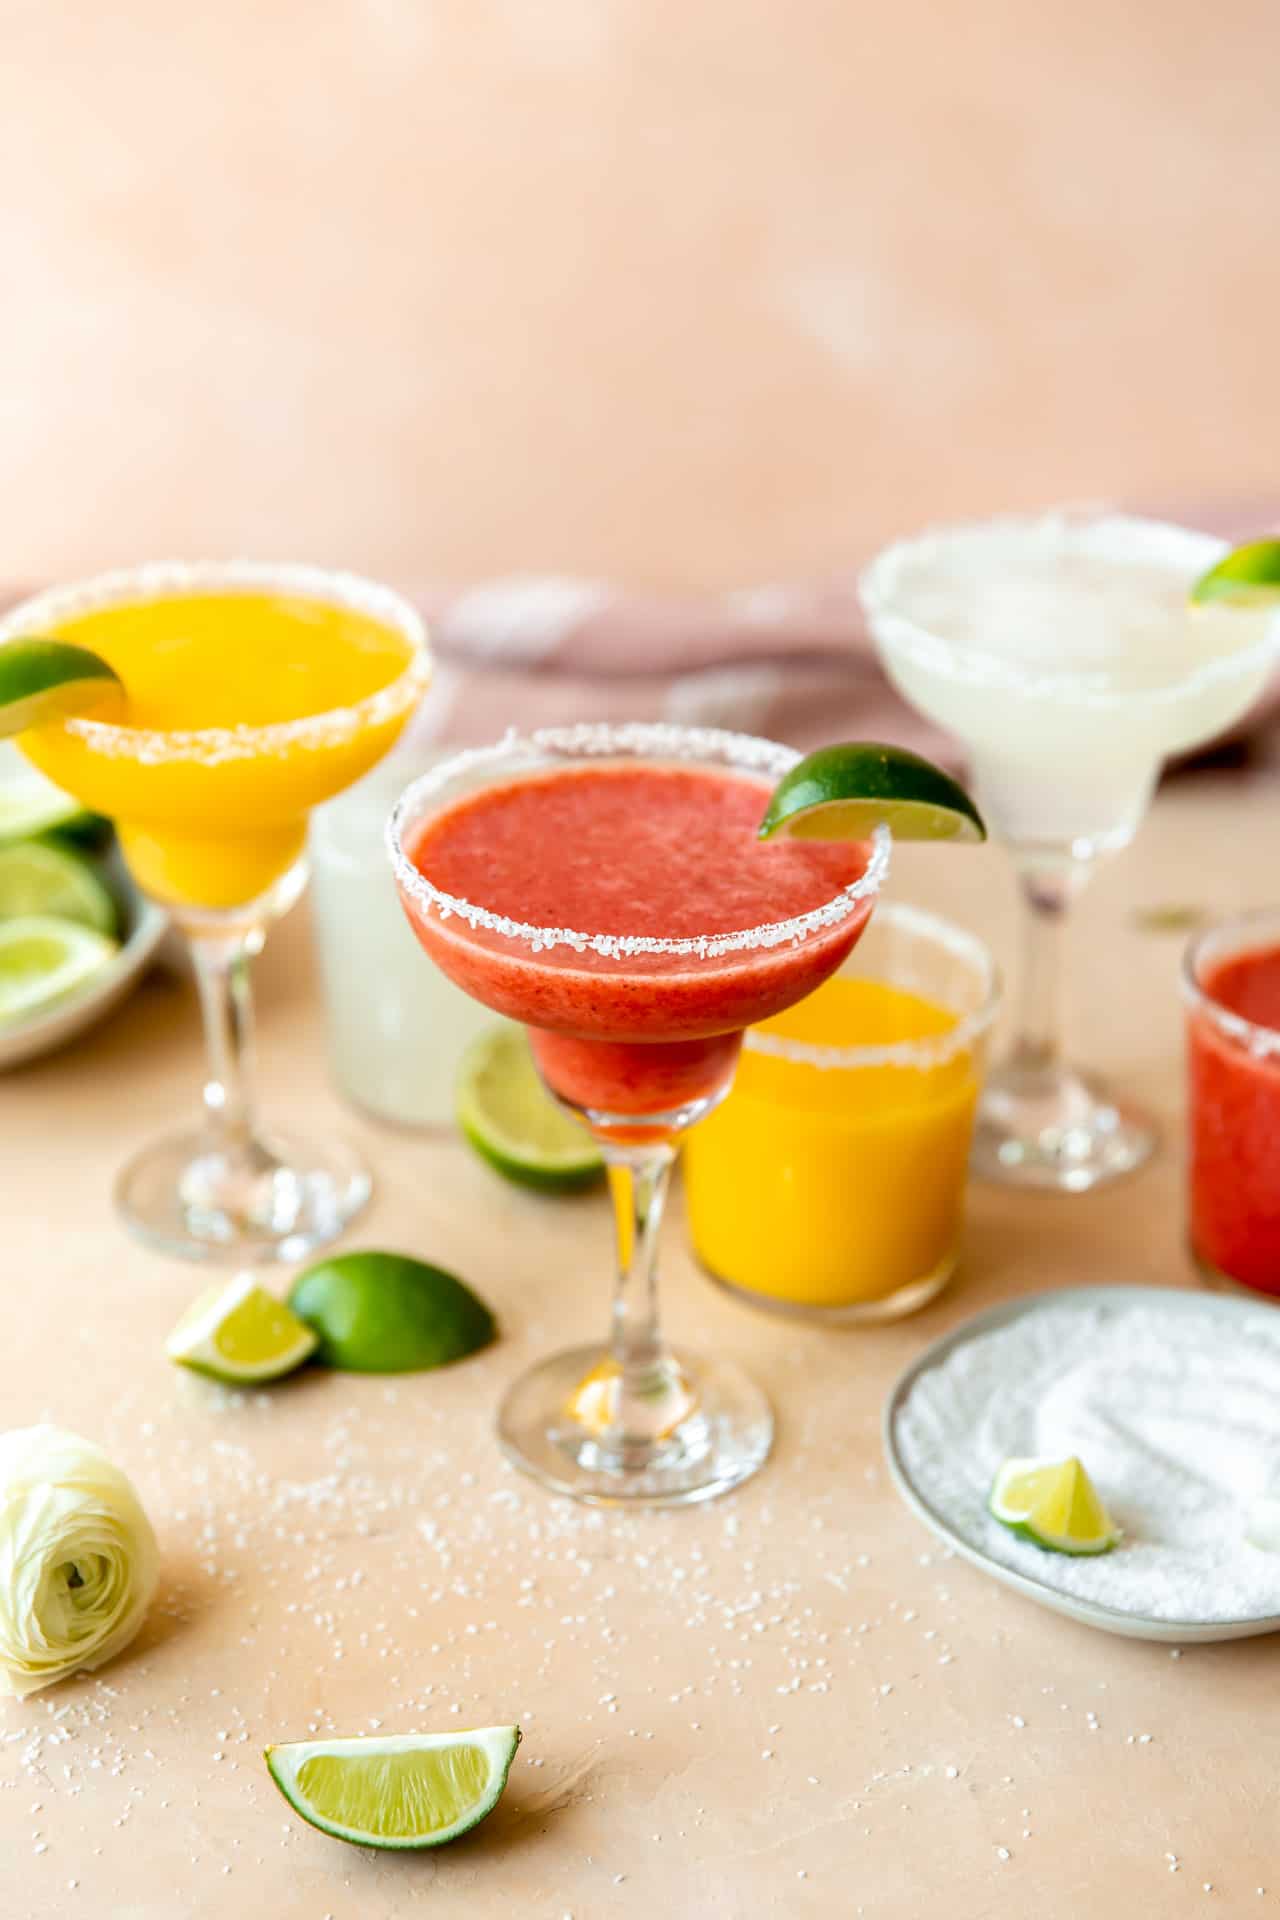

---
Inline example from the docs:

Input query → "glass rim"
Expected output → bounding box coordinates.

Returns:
[386,722,891,963]
[858,509,1277,704]
[0,560,431,764]
[743,899,1001,1071]
[1182,908,1280,1060]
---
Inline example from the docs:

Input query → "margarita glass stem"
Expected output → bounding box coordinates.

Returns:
[603,1140,690,1451]
[1007,856,1089,1086]
[189,926,265,1154]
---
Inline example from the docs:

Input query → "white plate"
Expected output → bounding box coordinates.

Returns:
[0,843,168,1070]
[883,1285,1280,1643]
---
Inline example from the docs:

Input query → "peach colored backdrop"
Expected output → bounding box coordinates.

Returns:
[1,0,1276,589]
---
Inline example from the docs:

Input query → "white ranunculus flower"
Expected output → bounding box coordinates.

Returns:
[0,1425,159,1698]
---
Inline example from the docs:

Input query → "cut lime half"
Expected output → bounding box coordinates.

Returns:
[1189,537,1280,608]
[0,840,117,935]
[0,639,122,738]
[758,743,985,844]
[165,1273,318,1384]
[457,1024,605,1191]
[265,1725,521,1850]
[288,1250,496,1373]
[989,1454,1120,1557]
[0,915,119,1026]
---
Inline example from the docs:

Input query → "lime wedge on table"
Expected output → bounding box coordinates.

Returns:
[165,1273,318,1384]
[758,743,985,844]
[288,1250,496,1373]
[0,840,117,935]
[0,640,121,737]
[265,1725,521,1850]
[989,1455,1120,1557]
[1189,537,1280,607]
[457,1024,605,1191]
[0,915,118,1025]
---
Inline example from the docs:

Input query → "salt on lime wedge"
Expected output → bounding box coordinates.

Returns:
[287,1250,496,1373]
[989,1454,1120,1557]
[165,1272,318,1384]
[758,743,985,844]
[1189,537,1280,608]
[265,1725,521,1850]
[0,748,97,843]
[0,639,122,738]
[456,1024,605,1192]
[0,915,119,1026]
[0,840,117,935]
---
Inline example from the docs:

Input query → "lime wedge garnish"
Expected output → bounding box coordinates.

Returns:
[0,746,98,843]
[758,743,985,844]
[165,1273,318,1384]
[0,640,122,738]
[1189,538,1280,608]
[0,840,117,935]
[265,1725,521,1850]
[287,1250,496,1373]
[0,915,119,1025]
[989,1454,1120,1557]
[456,1024,604,1192]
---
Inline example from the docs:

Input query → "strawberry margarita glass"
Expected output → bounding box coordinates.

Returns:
[388,724,888,1505]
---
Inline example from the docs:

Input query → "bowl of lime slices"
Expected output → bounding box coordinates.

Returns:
[0,743,168,1069]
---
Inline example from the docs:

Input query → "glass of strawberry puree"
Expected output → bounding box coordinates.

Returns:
[1185,910,1280,1296]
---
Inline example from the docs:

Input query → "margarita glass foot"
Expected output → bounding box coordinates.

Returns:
[970,1061,1155,1192]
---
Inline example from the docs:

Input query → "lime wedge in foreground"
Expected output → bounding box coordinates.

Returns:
[0,749,97,843]
[165,1273,318,1385]
[288,1250,496,1373]
[0,640,122,738]
[457,1024,604,1191]
[0,840,117,935]
[0,915,118,1026]
[1189,537,1280,608]
[989,1454,1120,1557]
[265,1726,521,1850]
[758,743,985,844]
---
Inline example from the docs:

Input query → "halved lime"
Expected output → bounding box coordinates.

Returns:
[0,915,118,1025]
[758,743,985,843]
[989,1454,1120,1557]
[0,840,117,935]
[456,1024,604,1191]
[1189,538,1280,608]
[265,1725,521,1850]
[0,747,97,843]
[165,1273,318,1384]
[287,1250,496,1373]
[0,640,122,738]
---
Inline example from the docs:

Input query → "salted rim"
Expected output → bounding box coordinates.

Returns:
[387,722,890,962]
[742,901,1001,1070]
[0,560,430,764]
[1182,908,1280,1062]
[858,510,1280,704]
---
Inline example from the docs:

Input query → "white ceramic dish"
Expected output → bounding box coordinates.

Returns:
[883,1285,1280,1643]
[0,843,168,1070]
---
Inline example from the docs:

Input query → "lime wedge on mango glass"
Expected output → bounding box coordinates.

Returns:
[288,1250,496,1373]
[1189,537,1280,608]
[165,1273,318,1385]
[457,1024,605,1191]
[0,916,119,1026]
[0,640,122,737]
[266,1726,520,1850]
[989,1454,1120,1557]
[0,839,117,935]
[759,743,985,844]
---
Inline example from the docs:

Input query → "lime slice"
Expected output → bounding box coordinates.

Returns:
[0,748,97,843]
[165,1273,318,1384]
[456,1024,605,1191]
[758,743,985,843]
[989,1454,1120,1557]
[265,1725,521,1850]
[287,1250,496,1373]
[0,840,117,935]
[1189,538,1280,608]
[0,639,122,738]
[0,915,119,1025]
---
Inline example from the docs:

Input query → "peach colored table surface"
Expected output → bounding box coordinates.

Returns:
[4,767,1277,1920]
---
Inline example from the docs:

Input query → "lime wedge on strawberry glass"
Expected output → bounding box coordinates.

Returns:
[0,640,122,737]
[1189,537,1280,608]
[0,840,117,935]
[165,1273,318,1384]
[0,915,118,1025]
[457,1024,604,1191]
[758,743,985,843]
[989,1454,1120,1557]
[265,1725,521,1850]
